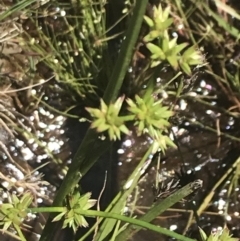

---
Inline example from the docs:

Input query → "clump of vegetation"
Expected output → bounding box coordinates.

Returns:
[0,0,240,241]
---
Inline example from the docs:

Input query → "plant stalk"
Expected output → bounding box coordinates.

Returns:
[39,1,148,241]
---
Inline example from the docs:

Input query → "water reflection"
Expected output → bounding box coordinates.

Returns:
[117,71,240,240]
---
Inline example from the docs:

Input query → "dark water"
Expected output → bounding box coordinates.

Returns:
[117,72,240,240]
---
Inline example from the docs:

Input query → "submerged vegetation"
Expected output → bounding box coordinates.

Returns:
[0,0,240,241]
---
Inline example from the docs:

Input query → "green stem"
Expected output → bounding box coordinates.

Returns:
[33,96,79,119]
[39,129,111,241]
[29,207,66,213]
[28,207,195,241]
[29,180,200,241]
[103,0,148,104]
[39,2,148,241]
[82,210,195,241]
[0,0,37,21]
[115,180,203,241]
[94,145,153,241]
[14,224,27,241]
[120,114,136,121]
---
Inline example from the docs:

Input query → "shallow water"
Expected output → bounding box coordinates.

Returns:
[1,1,240,240]
[117,72,240,240]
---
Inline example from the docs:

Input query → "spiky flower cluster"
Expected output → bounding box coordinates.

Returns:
[53,192,96,233]
[86,97,129,141]
[199,227,238,241]
[144,4,204,75]
[86,92,175,152]
[0,193,33,232]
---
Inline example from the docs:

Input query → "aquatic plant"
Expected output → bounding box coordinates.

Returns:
[0,1,239,241]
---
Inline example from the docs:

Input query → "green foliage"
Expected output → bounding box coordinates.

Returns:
[86,92,175,152]
[179,46,204,75]
[2,0,238,241]
[86,97,130,141]
[0,190,236,241]
[147,32,189,68]
[127,94,172,134]
[199,227,238,241]
[52,192,96,233]
[144,4,204,75]
[0,193,32,232]
[18,0,108,99]
[127,93,175,152]
[143,5,173,41]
